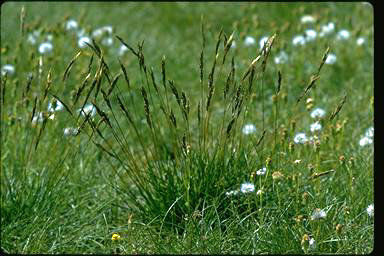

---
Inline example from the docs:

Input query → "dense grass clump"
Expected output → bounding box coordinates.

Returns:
[1,2,373,254]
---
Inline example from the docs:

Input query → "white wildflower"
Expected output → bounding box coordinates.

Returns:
[48,100,64,112]
[310,108,326,119]
[66,19,78,30]
[365,127,374,138]
[230,40,236,48]
[78,36,91,48]
[31,112,54,124]
[92,25,113,38]
[27,33,37,44]
[359,137,373,146]
[325,53,337,64]
[366,204,374,217]
[256,167,267,176]
[38,42,53,54]
[32,112,44,124]
[256,189,264,196]
[101,37,113,46]
[294,133,308,144]
[319,22,335,37]
[294,159,302,164]
[309,238,317,251]
[240,182,255,193]
[310,121,322,133]
[301,15,316,23]
[292,35,306,46]
[1,64,15,76]
[274,51,288,64]
[305,29,317,42]
[225,190,240,197]
[118,45,129,56]
[259,36,269,50]
[357,37,366,46]
[336,29,350,40]
[311,208,327,220]
[242,124,256,135]
[244,36,255,46]
[64,127,79,136]
[78,103,96,117]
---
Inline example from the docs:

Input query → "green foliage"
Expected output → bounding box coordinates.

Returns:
[1,2,373,254]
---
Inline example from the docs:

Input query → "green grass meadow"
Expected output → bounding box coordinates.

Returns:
[1,2,374,254]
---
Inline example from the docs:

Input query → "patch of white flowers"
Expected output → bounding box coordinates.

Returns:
[310,108,326,119]
[242,124,256,135]
[294,133,308,144]
[1,64,15,76]
[325,53,337,64]
[244,36,256,46]
[38,42,53,54]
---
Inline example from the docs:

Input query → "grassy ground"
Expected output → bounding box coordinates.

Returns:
[1,2,374,254]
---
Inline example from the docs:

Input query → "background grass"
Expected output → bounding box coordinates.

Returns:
[1,2,374,254]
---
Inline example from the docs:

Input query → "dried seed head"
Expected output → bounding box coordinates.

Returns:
[272,171,284,180]
[265,156,272,167]
[336,224,343,234]
[302,191,310,204]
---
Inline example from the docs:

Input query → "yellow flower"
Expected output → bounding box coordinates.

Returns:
[111,233,121,241]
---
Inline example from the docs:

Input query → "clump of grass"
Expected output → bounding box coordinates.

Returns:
[53,25,286,234]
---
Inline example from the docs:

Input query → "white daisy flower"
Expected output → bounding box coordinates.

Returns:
[311,208,327,220]
[66,19,78,31]
[357,37,366,46]
[256,167,267,176]
[305,29,317,42]
[101,37,113,46]
[365,127,374,138]
[1,64,15,76]
[118,45,129,56]
[230,40,236,49]
[242,124,256,135]
[319,22,335,37]
[27,33,37,44]
[292,35,306,46]
[310,121,322,133]
[225,190,240,197]
[244,36,256,46]
[366,204,374,217]
[78,103,96,117]
[274,51,288,64]
[48,100,64,112]
[359,137,373,146]
[336,29,350,40]
[310,108,326,119]
[240,182,255,193]
[32,112,44,124]
[259,36,269,50]
[301,15,316,23]
[92,26,113,38]
[308,238,317,251]
[38,42,53,54]
[256,189,264,196]
[64,127,79,136]
[294,133,308,144]
[325,53,337,64]
[78,36,91,48]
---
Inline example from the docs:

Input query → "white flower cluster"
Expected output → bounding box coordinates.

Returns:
[359,127,374,146]
[226,182,258,197]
